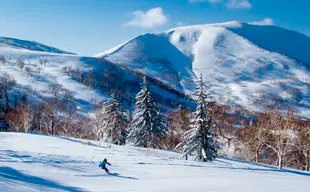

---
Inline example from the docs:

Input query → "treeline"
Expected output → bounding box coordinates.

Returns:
[234,109,310,170]
[1,57,310,171]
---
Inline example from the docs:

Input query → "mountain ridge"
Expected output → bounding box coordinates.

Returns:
[0,36,74,55]
[95,21,310,118]
[0,21,309,118]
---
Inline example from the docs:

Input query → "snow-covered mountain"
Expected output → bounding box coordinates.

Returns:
[95,21,310,118]
[0,37,73,55]
[0,37,193,113]
[1,132,309,192]
[1,21,309,117]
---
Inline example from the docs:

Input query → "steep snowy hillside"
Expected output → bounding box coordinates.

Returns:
[1,132,309,192]
[0,37,73,55]
[95,21,310,118]
[0,49,105,111]
[0,38,193,113]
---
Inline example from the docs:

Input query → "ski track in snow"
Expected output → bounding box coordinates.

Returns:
[0,132,309,192]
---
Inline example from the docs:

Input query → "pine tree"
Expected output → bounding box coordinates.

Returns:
[180,74,218,162]
[128,77,167,148]
[99,94,128,145]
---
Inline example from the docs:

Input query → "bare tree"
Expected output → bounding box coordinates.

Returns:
[48,83,62,97]
[36,66,41,74]
[38,100,62,135]
[17,58,25,71]
[19,103,33,132]
[92,106,105,144]
[7,101,33,132]
[263,110,298,169]
[212,106,239,154]
[236,125,267,162]
[0,55,7,65]
[59,108,78,137]
[297,121,310,171]
[61,88,75,106]
[62,66,69,75]
[25,67,32,76]
[165,106,191,150]
[77,116,96,140]
[39,58,48,66]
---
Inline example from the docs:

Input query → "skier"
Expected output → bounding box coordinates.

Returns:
[99,158,111,174]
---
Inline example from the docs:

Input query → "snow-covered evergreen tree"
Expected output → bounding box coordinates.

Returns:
[180,74,217,162]
[98,94,128,145]
[128,77,167,148]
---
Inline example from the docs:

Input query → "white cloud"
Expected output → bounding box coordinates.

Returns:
[189,0,221,3]
[249,18,274,26]
[125,7,168,28]
[226,0,252,9]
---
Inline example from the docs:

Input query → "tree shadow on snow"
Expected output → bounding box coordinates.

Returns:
[56,136,101,148]
[218,158,310,177]
[0,166,86,192]
[216,166,310,177]
[163,158,310,177]
[219,157,277,169]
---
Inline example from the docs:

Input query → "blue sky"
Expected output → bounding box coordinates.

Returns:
[0,0,309,56]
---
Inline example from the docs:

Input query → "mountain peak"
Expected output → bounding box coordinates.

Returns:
[166,21,243,32]
[94,21,310,118]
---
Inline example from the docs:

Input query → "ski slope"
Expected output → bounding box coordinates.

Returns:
[0,132,309,192]
[96,21,310,118]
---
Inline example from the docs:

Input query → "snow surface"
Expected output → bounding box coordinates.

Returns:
[0,132,309,192]
[0,49,106,112]
[95,21,310,118]
[0,37,109,112]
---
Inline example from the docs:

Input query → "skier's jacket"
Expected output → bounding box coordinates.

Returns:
[99,159,111,168]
